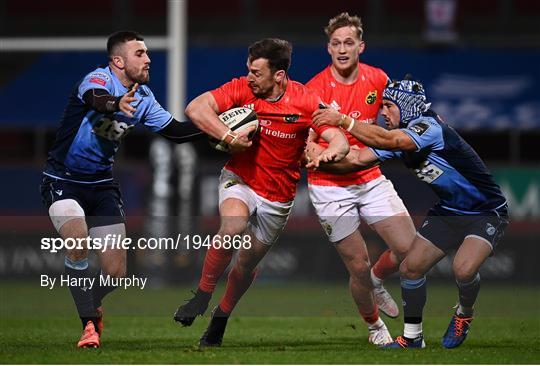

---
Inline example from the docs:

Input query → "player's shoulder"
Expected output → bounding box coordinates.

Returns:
[85,66,113,83]
[289,79,319,96]
[225,76,249,86]
[78,66,113,93]
[358,62,388,84]
[306,66,331,86]
[406,115,441,136]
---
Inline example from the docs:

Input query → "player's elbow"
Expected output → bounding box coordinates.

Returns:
[185,100,200,121]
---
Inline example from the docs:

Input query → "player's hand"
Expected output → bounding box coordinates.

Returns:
[302,141,322,168]
[303,141,323,166]
[228,125,255,153]
[312,107,345,127]
[307,146,347,169]
[119,83,139,118]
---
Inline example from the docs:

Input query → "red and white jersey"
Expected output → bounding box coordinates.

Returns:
[307,63,388,186]
[211,76,327,202]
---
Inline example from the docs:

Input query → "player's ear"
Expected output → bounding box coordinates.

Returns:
[112,55,124,69]
[327,42,332,56]
[274,70,286,83]
[358,41,365,55]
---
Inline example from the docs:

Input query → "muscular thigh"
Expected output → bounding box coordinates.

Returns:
[401,234,445,278]
[86,182,125,229]
[357,176,409,225]
[308,184,361,243]
[248,195,293,246]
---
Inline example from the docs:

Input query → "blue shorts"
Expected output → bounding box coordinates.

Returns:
[418,204,509,252]
[40,174,125,228]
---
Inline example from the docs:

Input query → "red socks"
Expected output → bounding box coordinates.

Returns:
[198,246,234,293]
[372,249,399,280]
[360,305,380,325]
[219,267,258,314]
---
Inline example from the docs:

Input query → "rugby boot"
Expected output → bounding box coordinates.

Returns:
[381,335,425,349]
[174,289,211,326]
[368,321,393,346]
[77,321,100,348]
[373,284,399,318]
[199,306,229,347]
[442,313,473,349]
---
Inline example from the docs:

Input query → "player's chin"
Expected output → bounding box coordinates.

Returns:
[137,76,149,85]
[136,72,150,85]
[250,88,264,98]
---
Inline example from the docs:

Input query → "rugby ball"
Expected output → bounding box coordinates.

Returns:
[209,107,259,152]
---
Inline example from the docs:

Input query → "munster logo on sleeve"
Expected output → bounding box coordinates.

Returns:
[365,91,377,105]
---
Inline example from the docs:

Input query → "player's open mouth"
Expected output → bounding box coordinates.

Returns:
[337,57,349,63]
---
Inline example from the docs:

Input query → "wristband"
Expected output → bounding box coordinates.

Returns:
[112,96,122,112]
[220,130,238,144]
[346,118,356,132]
[339,113,347,127]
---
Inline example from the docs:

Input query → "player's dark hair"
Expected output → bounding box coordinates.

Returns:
[248,38,292,74]
[325,12,363,41]
[107,31,144,58]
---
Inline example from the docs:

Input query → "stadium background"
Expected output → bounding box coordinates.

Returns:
[0,0,539,363]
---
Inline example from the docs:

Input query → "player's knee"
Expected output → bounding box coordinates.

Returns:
[399,259,423,280]
[66,247,88,262]
[102,264,126,278]
[453,261,478,283]
[348,259,371,281]
[391,247,408,263]
[218,220,247,237]
[101,256,127,278]
[235,255,258,275]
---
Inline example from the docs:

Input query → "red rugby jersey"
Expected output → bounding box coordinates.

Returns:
[306,63,388,186]
[211,76,326,202]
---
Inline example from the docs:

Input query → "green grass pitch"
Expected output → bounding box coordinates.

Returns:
[1,281,539,364]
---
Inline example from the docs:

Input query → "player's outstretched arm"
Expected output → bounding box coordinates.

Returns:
[306,143,379,173]
[82,83,138,118]
[315,113,416,151]
[156,119,206,144]
[316,128,350,163]
[185,92,252,150]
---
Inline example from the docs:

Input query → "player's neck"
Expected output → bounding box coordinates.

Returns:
[109,64,133,88]
[266,78,288,102]
[330,64,359,85]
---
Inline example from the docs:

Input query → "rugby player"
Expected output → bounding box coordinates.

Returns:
[39,31,213,348]
[309,76,509,349]
[176,38,349,347]
[305,13,416,345]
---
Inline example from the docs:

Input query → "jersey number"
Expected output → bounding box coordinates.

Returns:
[93,118,133,141]
[414,161,443,183]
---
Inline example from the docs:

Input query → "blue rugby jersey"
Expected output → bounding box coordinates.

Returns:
[371,110,506,214]
[44,66,172,183]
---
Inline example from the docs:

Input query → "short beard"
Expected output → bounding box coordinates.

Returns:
[127,70,149,85]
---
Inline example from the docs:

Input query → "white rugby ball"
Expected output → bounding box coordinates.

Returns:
[209,107,259,152]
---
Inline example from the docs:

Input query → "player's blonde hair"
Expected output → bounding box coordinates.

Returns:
[325,12,363,41]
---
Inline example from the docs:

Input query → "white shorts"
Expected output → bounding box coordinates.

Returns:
[218,169,293,246]
[308,176,408,243]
